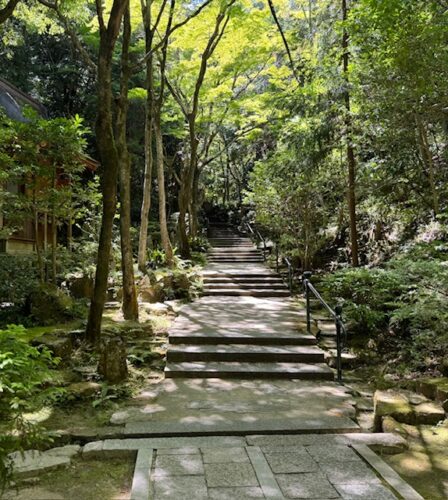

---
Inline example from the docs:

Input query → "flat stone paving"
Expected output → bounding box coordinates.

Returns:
[129,440,421,499]
[113,378,359,436]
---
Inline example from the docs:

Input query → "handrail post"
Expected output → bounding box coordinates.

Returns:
[303,271,312,333]
[275,245,279,273]
[335,304,343,384]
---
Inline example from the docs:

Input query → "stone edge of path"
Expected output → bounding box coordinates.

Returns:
[353,444,424,500]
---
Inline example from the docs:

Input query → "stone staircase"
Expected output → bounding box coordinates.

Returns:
[164,224,333,380]
[203,225,290,297]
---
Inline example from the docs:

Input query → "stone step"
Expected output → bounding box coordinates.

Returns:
[167,344,325,363]
[165,361,334,380]
[203,289,290,297]
[203,272,278,278]
[203,277,284,284]
[204,283,287,290]
[208,250,261,255]
[208,259,265,263]
[169,331,317,346]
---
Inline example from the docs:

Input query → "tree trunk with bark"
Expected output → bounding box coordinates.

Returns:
[86,0,128,344]
[117,6,139,321]
[342,0,359,267]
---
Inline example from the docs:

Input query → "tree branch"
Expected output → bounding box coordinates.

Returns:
[0,0,20,24]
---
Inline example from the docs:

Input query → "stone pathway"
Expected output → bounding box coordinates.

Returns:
[79,435,419,500]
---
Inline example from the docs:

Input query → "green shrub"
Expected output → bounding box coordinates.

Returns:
[0,325,62,490]
[320,247,448,375]
[28,283,79,325]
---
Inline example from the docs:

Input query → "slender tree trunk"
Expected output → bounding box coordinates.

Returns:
[117,6,139,321]
[342,0,359,267]
[154,111,174,265]
[416,114,439,215]
[137,1,155,272]
[86,0,127,344]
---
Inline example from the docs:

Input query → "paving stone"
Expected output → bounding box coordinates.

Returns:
[305,445,362,463]
[260,445,310,454]
[153,475,208,499]
[264,452,319,473]
[208,487,265,499]
[276,472,339,499]
[247,433,407,454]
[204,463,259,488]
[319,461,381,485]
[157,447,199,455]
[154,454,204,477]
[202,447,250,464]
[334,482,397,499]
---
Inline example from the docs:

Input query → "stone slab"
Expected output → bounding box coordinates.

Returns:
[103,436,246,450]
[202,447,250,464]
[208,486,265,499]
[319,461,381,485]
[153,454,204,477]
[305,445,362,463]
[152,475,208,499]
[130,448,153,500]
[204,463,259,488]
[276,472,339,499]
[246,432,407,454]
[246,446,284,500]
[264,451,319,473]
[125,416,359,437]
[333,482,398,499]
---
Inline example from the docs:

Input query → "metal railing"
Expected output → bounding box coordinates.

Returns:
[243,221,267,260]
[302,271,347,383]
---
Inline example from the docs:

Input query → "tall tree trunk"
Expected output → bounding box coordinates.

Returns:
[342,0,359,267]
[154,111,174,265]
[117,6,139,321]
[86,0,128,344]
[137,0,155,272]
[416,114,439,215]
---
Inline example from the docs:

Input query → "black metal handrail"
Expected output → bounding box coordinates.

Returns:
[243,221,267,260]
[302,271,347,383]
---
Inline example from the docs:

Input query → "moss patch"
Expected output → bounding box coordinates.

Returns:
[6,457,134,500]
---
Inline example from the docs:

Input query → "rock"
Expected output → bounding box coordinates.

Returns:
[356,412,374,432]
[383,373,400,383]
[408,393,428,405]
[33,334,72,360]
[381,416,407,436]
[98,337,128,383]
[138,276,164,303]
[373,390,414,430]
[165,300,183,314]
[45,445,81,458]
[67,381,101,399]
[67,274,93,299]
[416,377,447,399]
[443,399,448,413]
[145,302,169,315]
[413,402,445,425]
[9,449,71,478]
[110,410,131,425]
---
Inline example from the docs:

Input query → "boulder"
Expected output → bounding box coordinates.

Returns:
[413,402,446,425]
[33,334,72,360]
[381,416,407,436]
[138,276,164,303]
[67,381,101,399]
[68,275,93,299]
[98,336,128,384]
[373,390,414,430]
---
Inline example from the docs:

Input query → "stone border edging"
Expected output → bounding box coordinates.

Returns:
[353,444,424,500]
